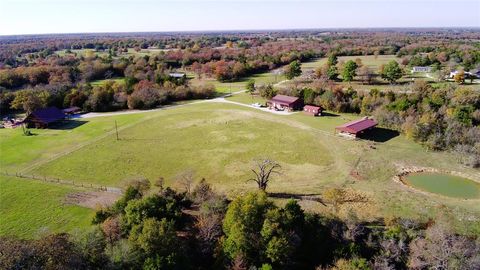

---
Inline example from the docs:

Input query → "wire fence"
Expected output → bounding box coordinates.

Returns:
[1,171,116,192]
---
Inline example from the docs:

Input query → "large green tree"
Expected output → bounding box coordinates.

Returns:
[341,60,358,82]
[129,218,181,269]
[246,79,256,95]
[381,60,403,83]
[284,60,302,80]
[222,192,274,265]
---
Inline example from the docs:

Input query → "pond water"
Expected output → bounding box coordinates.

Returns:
[404,173,480,199]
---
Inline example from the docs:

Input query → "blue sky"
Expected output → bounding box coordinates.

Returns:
[1,0,479,35]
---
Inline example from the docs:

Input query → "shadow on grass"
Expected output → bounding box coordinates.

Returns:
[360,127,399,143]
[321,111,340,117]
[268,192,327,206]
[49,120,87,130]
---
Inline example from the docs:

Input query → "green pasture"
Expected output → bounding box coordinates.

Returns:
[32,104,337,192]
[90,78,126,87]
[0,176,94,238]
[0,113,144,172]
[301,55,400,72]
[1,100,480,236]
[55,49,109,58]
[191,69,285,94]
[226,92,267,105]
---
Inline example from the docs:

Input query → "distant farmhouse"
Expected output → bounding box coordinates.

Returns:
[23,107,65,128]
[411,66,432,73]
[267,95,303,111]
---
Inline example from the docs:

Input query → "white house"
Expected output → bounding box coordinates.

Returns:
[411,66,432,73]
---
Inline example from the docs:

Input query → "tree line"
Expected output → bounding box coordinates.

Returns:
[1,176,479,270]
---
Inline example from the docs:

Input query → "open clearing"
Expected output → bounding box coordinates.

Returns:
[299,55,480,92]
[0,176,94,238]
[190,68,285,94]
[2,100,480,237]
[301,55,400,73]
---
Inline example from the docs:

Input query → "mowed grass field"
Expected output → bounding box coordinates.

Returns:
[32,104,337,192]
[0,176,94,238]
[2,100,480,237]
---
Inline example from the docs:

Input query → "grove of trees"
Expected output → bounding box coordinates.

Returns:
[1,179,479,270]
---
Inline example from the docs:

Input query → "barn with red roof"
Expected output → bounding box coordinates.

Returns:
[267,95,303,111]
[335,117,377,138]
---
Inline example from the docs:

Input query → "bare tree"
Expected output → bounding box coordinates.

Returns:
[176,169,195,194]
[230,254,248,270]
[248,158,282,191]
[409,223,480,269]
[195,213,223,255]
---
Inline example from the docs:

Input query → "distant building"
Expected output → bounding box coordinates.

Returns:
[411,66,432,73]
[448,70,478,79]
[335,117,377,138]
[62,106,81,115]
[303,105,323,116]
[169,72,186,78]
[267,95,303,111]
[23,107,65,128]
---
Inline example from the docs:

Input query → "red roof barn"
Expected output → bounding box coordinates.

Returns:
[23,107,65,128]
[267,95,303,111]
[303,105,323,116]
[335,117,377,138]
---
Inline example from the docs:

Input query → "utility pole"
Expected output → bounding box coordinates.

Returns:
[115,120,119,141]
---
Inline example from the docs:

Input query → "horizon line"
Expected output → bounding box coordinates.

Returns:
[2,26,480,37]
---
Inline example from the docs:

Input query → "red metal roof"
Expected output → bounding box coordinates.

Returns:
[336,117,377,134]
[303,105,322,112]
[269,95,299,105]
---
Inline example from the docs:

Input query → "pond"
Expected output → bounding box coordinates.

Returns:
[403,173,480,199]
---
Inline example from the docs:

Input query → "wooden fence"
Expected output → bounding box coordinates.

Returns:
[1,171,113,192]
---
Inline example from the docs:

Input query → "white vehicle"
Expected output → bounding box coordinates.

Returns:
[252,103,262,108]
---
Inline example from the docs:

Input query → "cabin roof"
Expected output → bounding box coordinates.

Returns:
[25,107,65,124]
[269,95,299,105]
[336,117,377,134]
